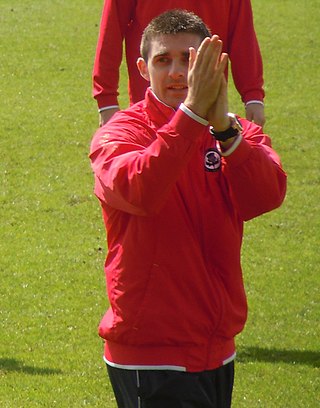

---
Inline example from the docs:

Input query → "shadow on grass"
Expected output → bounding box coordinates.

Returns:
[238,346,320,368]
[0,358,63,375]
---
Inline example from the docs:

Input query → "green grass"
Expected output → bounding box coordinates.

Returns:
[1,0,319,406]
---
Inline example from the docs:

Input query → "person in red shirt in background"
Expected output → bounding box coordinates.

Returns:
[93,0,266,127]
[90,9,286,408]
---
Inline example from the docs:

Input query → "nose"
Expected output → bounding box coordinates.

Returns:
[169,60,185,79]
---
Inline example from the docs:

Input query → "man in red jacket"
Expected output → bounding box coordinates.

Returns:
[90,10,286,408]
[93,0,266,127]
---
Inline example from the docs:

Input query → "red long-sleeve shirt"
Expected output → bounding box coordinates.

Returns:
[93,0,264,109]
[90,89,286,372]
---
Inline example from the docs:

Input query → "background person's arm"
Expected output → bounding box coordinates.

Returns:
[93,0,136,110]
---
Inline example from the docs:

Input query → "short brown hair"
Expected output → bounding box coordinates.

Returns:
[140,9,211,60]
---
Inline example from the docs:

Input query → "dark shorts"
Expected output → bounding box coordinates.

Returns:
[106,362,234,408]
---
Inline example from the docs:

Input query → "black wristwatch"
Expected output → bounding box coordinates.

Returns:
[210,113,243,142]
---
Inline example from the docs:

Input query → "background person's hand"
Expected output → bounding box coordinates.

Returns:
[245,103,265,127]
[99,107,120,126]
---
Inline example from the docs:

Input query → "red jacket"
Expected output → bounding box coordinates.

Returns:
[90,89,286,372]
[93,0,264,109]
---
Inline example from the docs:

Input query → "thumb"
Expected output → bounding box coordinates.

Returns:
[217,75,228,110]
[220,75,228,97]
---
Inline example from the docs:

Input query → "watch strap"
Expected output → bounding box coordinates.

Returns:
[210,113,243,142]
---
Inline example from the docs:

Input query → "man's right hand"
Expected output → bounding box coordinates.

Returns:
[99,107,120,127]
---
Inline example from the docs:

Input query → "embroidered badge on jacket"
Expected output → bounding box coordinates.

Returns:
[204,148,221,172]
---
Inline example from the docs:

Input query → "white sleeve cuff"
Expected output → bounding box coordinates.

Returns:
[98,105,120,113]
[179,104,209,126]
[245,100,264,107]
[218,134,242,156]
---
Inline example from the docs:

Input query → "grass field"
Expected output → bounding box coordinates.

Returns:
[1,0,319,406]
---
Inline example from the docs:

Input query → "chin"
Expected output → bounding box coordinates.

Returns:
[169,97,185,110]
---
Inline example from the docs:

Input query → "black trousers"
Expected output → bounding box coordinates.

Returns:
[107,362,234,408]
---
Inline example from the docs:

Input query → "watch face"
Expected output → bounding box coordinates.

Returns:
[227,113,243,132]
[234,118,243,132]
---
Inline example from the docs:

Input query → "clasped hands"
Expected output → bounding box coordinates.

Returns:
[184,35,230,132]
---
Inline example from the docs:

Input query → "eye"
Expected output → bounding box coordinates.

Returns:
[157,56,170,64]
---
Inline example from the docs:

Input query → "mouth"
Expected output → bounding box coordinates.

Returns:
[167,84,188,91]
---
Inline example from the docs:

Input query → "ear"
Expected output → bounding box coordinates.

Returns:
[137,57,150,81]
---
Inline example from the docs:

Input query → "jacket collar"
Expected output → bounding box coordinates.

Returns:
[144,88,177,128]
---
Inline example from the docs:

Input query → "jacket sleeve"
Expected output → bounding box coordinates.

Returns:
[92,0,136,109]
[228,0,264,103]
[222,120,287,221]
[89,109,206,215]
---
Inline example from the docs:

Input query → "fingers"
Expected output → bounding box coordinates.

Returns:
[219,52,229,74]
[189,36,228,99]
[195,35,223,71]
[188,47,197,71]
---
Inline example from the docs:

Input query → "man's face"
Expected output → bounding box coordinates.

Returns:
[138,33,202,109]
